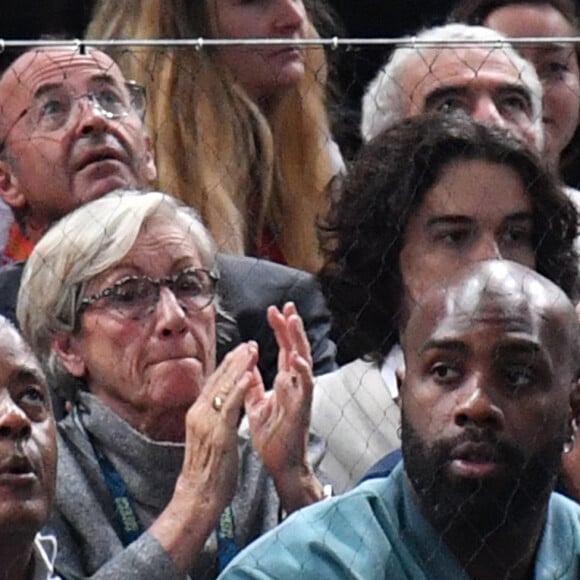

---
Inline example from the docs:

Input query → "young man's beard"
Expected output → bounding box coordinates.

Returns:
[401,413,565,535]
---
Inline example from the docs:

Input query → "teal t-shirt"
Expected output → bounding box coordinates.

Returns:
[220,463,580,579]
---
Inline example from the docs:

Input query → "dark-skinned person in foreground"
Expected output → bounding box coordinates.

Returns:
[0,317,58,579]
[221,260,580,580]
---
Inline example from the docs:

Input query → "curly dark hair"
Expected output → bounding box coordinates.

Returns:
[319,113,579,364]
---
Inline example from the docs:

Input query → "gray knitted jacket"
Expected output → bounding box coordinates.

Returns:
[46,393,324,580]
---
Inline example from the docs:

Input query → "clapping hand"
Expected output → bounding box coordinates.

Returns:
[244,302,322,513]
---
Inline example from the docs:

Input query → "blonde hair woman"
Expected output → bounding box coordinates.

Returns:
[87,0,342,273]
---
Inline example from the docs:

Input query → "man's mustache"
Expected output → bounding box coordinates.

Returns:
[429,428,528,469]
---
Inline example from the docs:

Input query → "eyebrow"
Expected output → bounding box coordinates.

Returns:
[533,43,575,54]
[504,213,534,228]
[87,73,122,87]
[94,258,202,285]
[32,82,64,101]
[418,338,470,356]
[493,83,533,109]
[426,212,533,228]
[424,85,469,111]
[424,82,532,111]
[426,215,473,228]
[12,365,47,388]
[493,339,542,358]
[32,74,121,101]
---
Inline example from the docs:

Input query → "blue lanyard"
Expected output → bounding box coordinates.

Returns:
[216,504,239,571]
[91,441,143,546]
[90,437,239,570]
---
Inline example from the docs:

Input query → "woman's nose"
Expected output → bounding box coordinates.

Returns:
[154,286,187,337]
[272,0,307,35]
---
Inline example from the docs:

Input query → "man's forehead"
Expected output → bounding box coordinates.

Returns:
[439,293,537,337]
[428,46,522,73]
[0,324,42,374]
[404,46,526,107]
[0,47,125,102]
[406,293,538,359]
[406,268,568,351]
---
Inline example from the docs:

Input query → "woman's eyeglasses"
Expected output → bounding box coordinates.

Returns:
[79,267,219,320]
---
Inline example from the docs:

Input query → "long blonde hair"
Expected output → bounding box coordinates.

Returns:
[86,0,338,272]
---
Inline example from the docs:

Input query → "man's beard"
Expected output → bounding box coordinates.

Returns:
[401,413,565,535]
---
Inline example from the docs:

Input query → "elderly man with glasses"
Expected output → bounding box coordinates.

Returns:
[0,47,156,250]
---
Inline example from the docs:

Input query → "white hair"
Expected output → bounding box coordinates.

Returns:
[361,23,544,149]
[17,189,217,396]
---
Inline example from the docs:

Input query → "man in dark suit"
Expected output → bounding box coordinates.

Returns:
[0,45,335,390]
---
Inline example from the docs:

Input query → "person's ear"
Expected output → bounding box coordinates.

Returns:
[0,158,25,210]
[568,375,580,432]
[395,367,405,406]
[143,135,157,183]
[51,332,87,378]
[395,367,405,389]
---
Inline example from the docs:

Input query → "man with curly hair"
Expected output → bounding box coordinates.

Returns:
[312,113,578,493]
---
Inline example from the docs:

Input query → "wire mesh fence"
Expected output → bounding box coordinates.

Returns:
[0,32,578,578]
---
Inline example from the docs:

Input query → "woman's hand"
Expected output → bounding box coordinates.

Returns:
[244,302,322,513]
[177,341,259,510]
[152,342,259,573]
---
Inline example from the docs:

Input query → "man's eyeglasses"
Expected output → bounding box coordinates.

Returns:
[0,80,146,149]
[79,268,219,320]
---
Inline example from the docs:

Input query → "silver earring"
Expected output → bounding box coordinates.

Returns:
[564,418,578,454]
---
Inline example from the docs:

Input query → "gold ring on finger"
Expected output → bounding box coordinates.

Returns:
[212,395,224,412]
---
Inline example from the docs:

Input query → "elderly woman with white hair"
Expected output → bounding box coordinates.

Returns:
[17,190,325,580]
